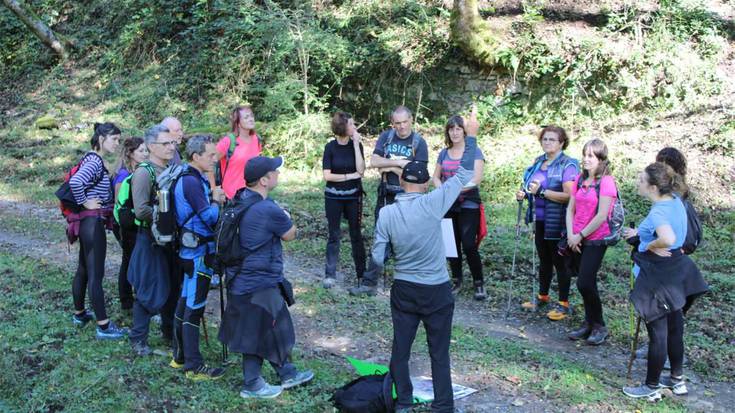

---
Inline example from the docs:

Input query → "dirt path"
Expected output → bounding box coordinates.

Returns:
[1,200,732,412]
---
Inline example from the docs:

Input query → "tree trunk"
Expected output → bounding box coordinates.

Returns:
[2,0,67,60]
[451,0,502,68]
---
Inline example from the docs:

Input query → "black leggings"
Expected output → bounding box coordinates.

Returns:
[446,208,484,287]
[325,197,366,279]
[572,244,607,327]
[72,216,108,321]
[534,221,571,301]
[117,226,136,309]
[645,310,685,386]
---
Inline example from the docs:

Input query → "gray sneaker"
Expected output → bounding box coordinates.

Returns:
[660,376,688,395]
[348,284,377,296]
[281,370,314,389]
[622,384,662,401]
[240,383,283,399]
[322,277,336,289]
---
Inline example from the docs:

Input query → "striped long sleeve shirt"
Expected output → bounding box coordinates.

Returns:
[68,152,113,207]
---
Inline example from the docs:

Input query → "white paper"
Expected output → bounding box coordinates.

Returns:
[442,219,457,258]
[411,376,478,402]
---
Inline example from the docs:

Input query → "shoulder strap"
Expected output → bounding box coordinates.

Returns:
[383,129,396,154]
[410,133,420,158]
[227,133,237,160]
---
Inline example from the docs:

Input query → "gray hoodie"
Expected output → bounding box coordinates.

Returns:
[372,136,477,285]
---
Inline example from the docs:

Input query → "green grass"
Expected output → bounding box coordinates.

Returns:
[0,246,693,412]
[0,252,354,413]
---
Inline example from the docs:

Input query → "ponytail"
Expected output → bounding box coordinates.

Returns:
[644,162,688,196]
[91,122,121,150]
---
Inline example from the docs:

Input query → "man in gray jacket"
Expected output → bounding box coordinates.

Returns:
[371,111,480,413]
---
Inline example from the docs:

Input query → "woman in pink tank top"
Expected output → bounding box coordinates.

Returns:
[216,105,263,199]
[565,139,617,346]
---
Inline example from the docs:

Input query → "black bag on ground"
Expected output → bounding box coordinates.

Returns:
[332,373,395,413]
[214,193,263,271]
[682,198,703,254]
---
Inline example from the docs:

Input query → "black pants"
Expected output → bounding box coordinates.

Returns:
[160,251,182,341]
[173,256,212,370]
[72,217,108,321]
[324,197,366,279]
[645,310,685,386]
[116,225,136,310]
[446,208,484,287]
[362,191,397,286]
[534,221,571,301]
[390,280,454,413]
[572,244,608,327]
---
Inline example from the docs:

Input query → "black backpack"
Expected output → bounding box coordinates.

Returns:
[682,198,703,254]
[332,373,395,413]
[214,192,263,271]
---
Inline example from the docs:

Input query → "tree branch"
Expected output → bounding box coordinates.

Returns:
[2,0,67,60]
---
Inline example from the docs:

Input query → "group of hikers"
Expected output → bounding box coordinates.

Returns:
[60,103,709,410]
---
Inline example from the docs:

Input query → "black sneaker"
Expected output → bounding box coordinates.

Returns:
[660,376,688,395]
[568,323,591,341]
[348,284,377,296]
[586,326,608,346]
[72,310,95,328]
[185,365,225,381]
[131,340,152,356]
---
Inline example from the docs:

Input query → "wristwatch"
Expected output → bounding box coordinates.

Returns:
[538,188,546,199]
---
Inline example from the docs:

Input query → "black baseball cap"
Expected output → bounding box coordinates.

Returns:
[245,156,283,183]
[401,161,430,184]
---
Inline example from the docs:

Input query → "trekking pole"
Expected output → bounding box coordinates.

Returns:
[529,205,538,309]
[219,279,228,362]
[627,316,641,380]
[201,313,210,347]
[505,200,524,319]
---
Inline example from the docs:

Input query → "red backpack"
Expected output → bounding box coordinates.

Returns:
[54,153,102,218]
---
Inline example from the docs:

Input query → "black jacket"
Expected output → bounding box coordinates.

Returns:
[630,249,709,323]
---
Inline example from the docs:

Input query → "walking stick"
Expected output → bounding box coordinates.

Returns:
[505,200,524,318]
[219,279,228,362]
[627,316,642,380]
[201,313,210,347]
[529,199,538,309]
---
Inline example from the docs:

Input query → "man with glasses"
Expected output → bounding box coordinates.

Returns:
[128,124,178,356]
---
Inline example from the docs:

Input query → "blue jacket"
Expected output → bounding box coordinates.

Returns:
[174,165,219,258]
[522,152,579,240]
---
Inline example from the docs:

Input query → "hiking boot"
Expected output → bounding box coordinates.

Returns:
[348,284,377,297]
[281,370,315,389]
[568,323,591,341]
[660,376,688,395]
[473,286,487,301]
[586,326,608,346]
[185,365,225,381]
[622,384,662,401]
[322,277,336,289]
[131,340,152,356]
[169,359,184,369]
[547,302,571,321]
[240,383,283,399]
[72,310,95,328]
[521,294,550,311]
[96,321,128,340]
